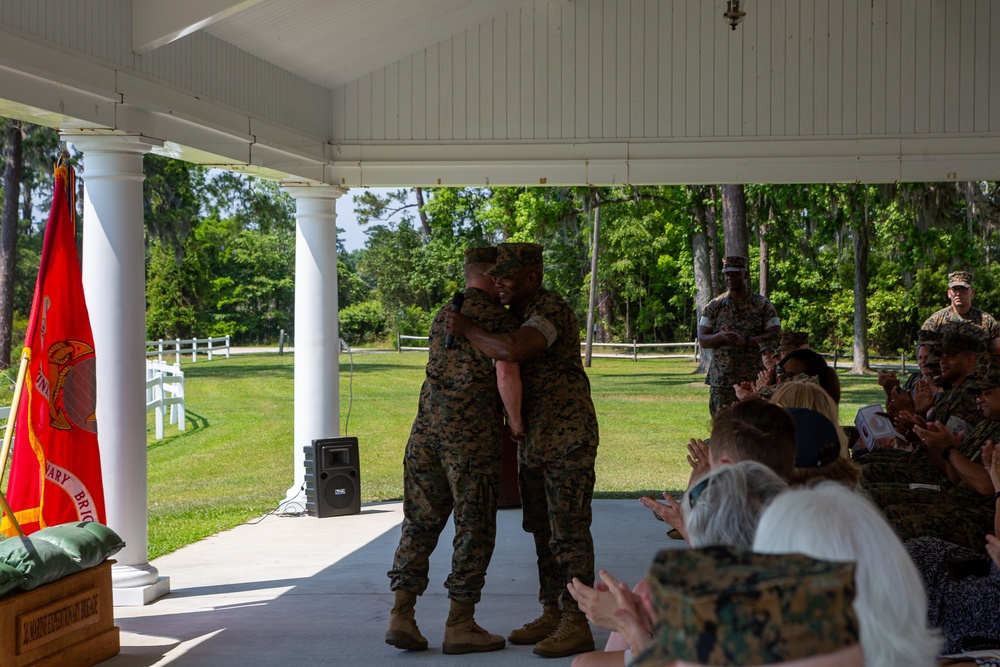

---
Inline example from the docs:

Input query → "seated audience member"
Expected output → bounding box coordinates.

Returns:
[640,398,797,537]
[570,462,788,667]
[786,407,862,489]
[776,348,841,404]
[865,362,1000,552]
[627,546,862,667]
[771,379,850,458]
[879,331,941,417]
[862,327,986,486]
[753,482,942,667]
[904,440,1000,655]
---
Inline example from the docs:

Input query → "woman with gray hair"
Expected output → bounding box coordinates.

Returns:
[753,482,942,667]
[567,461,787,667]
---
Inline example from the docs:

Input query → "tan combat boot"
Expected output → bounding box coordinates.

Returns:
[532,611,595,658]
[384,589,428,651]
[507,604,561,645]
[441,599,506,654]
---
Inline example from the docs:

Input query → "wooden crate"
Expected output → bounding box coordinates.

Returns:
[0,560,120,667]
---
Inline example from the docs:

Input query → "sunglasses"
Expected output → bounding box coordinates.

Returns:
[687,477,711,509]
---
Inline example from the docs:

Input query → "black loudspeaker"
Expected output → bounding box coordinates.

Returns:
[305,437,361,517]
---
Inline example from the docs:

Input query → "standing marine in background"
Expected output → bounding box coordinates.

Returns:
[698,256,781,416]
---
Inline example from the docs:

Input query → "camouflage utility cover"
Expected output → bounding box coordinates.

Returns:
[517,288,599,465]
[485,242,543,278]
[631,546,859,667]
[701,291,781,387]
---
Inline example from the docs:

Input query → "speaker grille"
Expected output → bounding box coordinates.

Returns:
[323,472,357,509]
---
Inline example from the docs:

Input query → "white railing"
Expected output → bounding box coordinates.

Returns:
[396,331,700,361]
[580,341,700,361]
[146,335,231,364]
[397,333,430,352]
[146,360,186,440]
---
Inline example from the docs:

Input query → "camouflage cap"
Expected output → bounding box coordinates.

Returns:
[463,246,498,265]
[721,256,749,273]
[948,270,974,289]
[759,338,780,354]
[484,242,544,278]
[940,324,987,355]
[777,331,809,354]
[630,546,859,667]
[916,329,942,347]
[971,356,1000,391]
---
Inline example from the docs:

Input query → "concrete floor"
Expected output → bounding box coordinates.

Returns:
[103,500,680,667]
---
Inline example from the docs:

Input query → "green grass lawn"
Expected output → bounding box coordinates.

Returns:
[143,352,885,559]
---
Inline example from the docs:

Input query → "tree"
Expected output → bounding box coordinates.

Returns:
[0,118,23,369]
[720,184,749,259]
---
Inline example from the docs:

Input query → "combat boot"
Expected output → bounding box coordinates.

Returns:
[385,589,428,651]
[441,599,506,654]
[507,604,561,645]
[532,611,595,658]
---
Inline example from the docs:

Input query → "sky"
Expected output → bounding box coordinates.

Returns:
[337,187,414,253]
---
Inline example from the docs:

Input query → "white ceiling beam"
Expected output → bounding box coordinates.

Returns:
[132,0,266,54]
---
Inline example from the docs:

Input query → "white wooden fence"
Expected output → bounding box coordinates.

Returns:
[397,332,700,361]
[146,335,231,364]
[146,360,186,440]
[0,360,187,440]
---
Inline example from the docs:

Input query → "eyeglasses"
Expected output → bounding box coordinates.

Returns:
[950,286,970,293]
[687,477,711,509]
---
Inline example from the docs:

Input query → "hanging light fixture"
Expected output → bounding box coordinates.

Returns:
[723,0,746,31]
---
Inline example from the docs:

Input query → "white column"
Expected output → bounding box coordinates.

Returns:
[64,133,170,606]
[281,184,345,507]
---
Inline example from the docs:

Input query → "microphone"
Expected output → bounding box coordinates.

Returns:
[444,292,465,350]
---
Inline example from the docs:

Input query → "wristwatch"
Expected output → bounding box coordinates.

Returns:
[940,445,956,461]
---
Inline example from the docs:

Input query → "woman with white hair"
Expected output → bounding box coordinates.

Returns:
[568,461,787,667]
[753,482,942,667]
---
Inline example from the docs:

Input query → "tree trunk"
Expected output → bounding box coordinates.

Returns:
[689,187,714,374]
[707,186,721,295]
[414,187,432,239]
[0,120,23,370]
[851,187,871,375]
[721,184,749,259]
[758,207,772,298]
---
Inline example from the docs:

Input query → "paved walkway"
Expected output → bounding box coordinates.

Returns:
[104,500,678,667]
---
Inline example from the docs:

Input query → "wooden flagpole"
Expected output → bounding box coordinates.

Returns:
[0,349,30,489]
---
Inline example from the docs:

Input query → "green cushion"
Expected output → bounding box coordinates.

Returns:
[0,536,80,590]
[32,523,122,570]
[77,522,125,558]
[0,561,26,597]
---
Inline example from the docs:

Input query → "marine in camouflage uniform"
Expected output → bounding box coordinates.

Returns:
[386,247,519,654]
[868,361,1000,552]
[698,256,781,416]
[444,242,599,659]
[630,546,860,667]
[861,329,985,485]
[922,270,1000,353]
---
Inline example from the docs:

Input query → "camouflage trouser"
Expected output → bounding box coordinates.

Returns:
[709,386,738,418]
[872,486,994,553]
[860,454,939,486]
[388,438,501,604]
[520,449,596,613]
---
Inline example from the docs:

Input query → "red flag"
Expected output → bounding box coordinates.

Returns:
[1,165,105,536]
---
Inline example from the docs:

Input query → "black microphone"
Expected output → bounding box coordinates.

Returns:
[444,292,465,350]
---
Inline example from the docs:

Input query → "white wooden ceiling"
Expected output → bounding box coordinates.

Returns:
[201,0,523,90]
[0,0,999,186]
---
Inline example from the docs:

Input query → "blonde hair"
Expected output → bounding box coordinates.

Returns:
[771,379,849,459]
